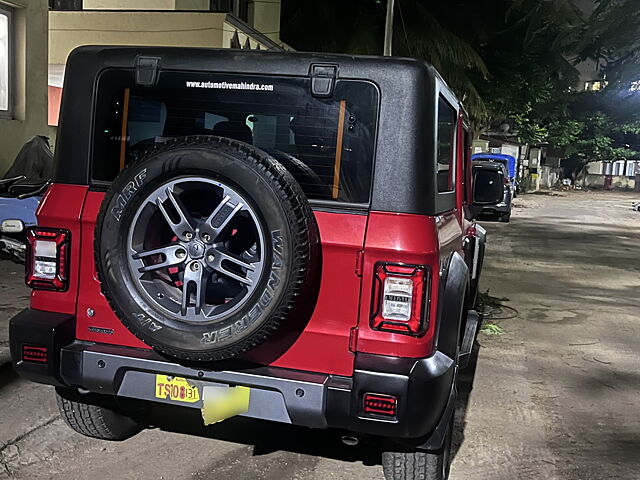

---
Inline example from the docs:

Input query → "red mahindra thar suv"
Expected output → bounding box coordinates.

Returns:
[10,47,504,480]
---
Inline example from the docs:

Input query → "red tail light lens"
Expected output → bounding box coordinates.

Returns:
[370,263,429,336]
[25,228,70,291]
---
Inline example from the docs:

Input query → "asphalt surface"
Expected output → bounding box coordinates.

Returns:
[1,190,639,480]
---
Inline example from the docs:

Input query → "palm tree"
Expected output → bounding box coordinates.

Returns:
[281,0,587,135]
[281,0,489,119]
[391,0,489,119]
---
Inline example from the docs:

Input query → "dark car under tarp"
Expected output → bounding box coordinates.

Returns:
[3,136,54,183]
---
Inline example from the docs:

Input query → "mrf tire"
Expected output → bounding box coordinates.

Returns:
[94,136,320,362]
[55,388,143,441]
[381,412,454,480]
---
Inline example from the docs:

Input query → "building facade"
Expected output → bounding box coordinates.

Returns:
[1,0,284,175]
[0,0,48,176]
[48,0,286,130]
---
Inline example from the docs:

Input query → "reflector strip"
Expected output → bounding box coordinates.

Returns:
[364,393,397,417]
[22,345,48,363]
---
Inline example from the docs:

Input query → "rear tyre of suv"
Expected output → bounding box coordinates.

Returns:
[55,388,144,441]
[382,413,455,480]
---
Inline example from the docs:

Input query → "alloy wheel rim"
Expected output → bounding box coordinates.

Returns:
[126,176,266,324]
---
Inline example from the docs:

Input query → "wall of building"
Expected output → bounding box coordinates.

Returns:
[176,0,210,10]
[83,0,210,10]
[49,11,228,66]
[584,174,636,190]
[222,17,270,49]
[249,0,280,42]
[586,161,603,174]
[539,165,562,189]
[0,0,48,176]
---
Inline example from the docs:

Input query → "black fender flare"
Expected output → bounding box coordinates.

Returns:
[434,252,470,361]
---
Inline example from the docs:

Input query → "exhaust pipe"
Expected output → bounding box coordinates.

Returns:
[341,435,359,446]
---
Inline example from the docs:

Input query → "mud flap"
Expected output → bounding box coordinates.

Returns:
[458,310,480,370]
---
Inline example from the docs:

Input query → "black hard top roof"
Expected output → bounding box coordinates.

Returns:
[473,161,507,171]
[55,46,463,215]
[63,45,452,87]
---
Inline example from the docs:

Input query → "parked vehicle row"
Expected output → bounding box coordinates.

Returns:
[9,47,505,480]
[471,153,518,222]
[471,160,513,222]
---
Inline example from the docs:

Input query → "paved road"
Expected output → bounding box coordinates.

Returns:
[0,259,28,367]
[1,190,639,479]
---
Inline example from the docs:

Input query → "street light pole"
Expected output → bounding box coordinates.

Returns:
[383,0,395,56]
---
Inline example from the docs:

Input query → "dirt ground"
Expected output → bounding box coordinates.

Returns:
[1,190,639,480]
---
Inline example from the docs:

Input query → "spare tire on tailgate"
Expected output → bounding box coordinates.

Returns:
[95,136,320,362]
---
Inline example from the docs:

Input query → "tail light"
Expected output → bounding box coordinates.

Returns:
[503,176,510,185]
[25,228,70,291]
[370,263,429,336]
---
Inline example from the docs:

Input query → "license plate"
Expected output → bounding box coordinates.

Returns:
[155,375,200,404]
[201,385,251,425]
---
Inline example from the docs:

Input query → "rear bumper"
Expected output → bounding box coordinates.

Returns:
[10,308,455,443]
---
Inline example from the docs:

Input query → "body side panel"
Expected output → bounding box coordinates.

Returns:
[31,184,88,315]
[73,194,365,376]
[355,211,440,357]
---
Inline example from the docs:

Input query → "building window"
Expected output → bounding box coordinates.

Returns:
[210,0,233,12]
[0,4,12,118]
[236,0,249,22]
[584,80,605,91]
[48,0,83,10]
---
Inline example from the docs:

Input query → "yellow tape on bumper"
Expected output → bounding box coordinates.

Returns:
[201,385,250,425]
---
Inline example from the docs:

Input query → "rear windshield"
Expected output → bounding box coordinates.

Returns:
[92,70,379,204]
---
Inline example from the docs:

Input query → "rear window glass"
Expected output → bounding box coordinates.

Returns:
[473,167,503,203]
[92,70,379,204]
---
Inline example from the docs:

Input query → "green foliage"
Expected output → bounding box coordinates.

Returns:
[280,0,640,160]
[468,0,584,139]
[550,113,640,167]
[480,323,505,336]
[547,86,640,168]
[576,0,640,88]
[476,289,492,309]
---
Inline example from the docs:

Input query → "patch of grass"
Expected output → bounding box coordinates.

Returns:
[477,289,492,308]
[480,323,504,336]
[477,289,515,335]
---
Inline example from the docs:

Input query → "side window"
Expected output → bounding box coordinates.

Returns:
[436,96,456,193]
[462,127,471,203]
[128,97,167,147]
